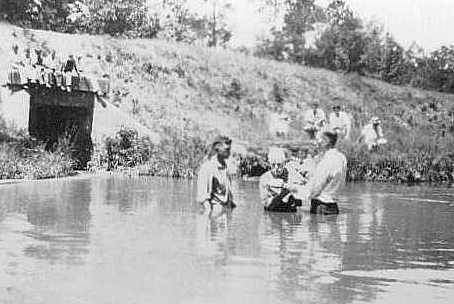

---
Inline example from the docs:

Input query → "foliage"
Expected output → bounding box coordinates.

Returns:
[89,126,207,178]
[255,0,323,62]
[0,137,74,180]
[1,0,232,46]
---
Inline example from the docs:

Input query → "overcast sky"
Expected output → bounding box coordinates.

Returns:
[187,0,454,51]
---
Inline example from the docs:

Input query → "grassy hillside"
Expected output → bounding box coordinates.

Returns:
[1,23,453,181]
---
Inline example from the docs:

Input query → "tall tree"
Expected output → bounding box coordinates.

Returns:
[203,0,232,47]
[256,0,322,63]
[314,0,365,72]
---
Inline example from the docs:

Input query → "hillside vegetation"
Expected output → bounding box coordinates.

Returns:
[1,23,453,182]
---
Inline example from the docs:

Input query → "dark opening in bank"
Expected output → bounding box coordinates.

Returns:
[28,89,95,169]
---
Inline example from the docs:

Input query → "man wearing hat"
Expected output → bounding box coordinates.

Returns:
[303,101,326,141]
[358,116,387,151]
[290,130,347,214]
[328,104,351,140]
[197,135,236,209]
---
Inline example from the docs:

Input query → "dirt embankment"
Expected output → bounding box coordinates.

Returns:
[1,22,453,154]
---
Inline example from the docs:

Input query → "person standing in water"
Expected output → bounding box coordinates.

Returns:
[197,136,236,209]
[290,131,347,214]
[259,147,302,213]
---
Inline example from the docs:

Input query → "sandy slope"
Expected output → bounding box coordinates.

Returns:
[1,22,453,150]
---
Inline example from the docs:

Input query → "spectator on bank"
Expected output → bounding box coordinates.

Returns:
[357,116,388,151]
[303,101,326,141]
[61,54,79,92]
[328,104,351,140]
[197,136,236,209]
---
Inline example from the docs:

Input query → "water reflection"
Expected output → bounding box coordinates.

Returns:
[0,177,453,303]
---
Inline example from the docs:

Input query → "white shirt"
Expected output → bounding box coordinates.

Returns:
[361,123,384,146]
[329,111,351,136]
[299,149,347,203]
[197,157,233,204]
[304,108,326,127]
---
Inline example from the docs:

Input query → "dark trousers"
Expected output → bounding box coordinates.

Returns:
[264,189,302,213]
[310,198,339,215]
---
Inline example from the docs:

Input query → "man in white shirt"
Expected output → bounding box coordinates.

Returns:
[329,105,351,140]
[303,101,326,141]
[357,116,387,151]
[197,136,236,209]
[289,131,347,214]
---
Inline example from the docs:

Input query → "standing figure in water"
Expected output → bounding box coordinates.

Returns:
[290,131,347,214]
[259,147,302,213]
[197,136,236,209]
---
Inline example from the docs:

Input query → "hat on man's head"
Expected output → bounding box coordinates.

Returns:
[211,135,232,147]
[322,129,338,145]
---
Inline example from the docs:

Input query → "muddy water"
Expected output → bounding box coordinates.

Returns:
[0,177,453,304]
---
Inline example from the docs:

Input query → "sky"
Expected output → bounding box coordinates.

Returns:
[183,0,454,51]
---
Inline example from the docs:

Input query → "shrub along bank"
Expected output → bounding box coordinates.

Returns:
[0,126,74,180]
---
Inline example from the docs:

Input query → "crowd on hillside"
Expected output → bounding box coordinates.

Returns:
[269,101,387,151]
[7,45,109,95]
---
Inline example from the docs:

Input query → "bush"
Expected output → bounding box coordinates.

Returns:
[0,141,74,180]
[90,126,207,178]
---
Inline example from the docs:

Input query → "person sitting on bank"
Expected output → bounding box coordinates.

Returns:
[289,131,347,215]
[357,116,387,151]
[303,101,326,141]
[328,104,351,140]
[259,147,302,213]
[61,54,79,92]
[197,136,236,209]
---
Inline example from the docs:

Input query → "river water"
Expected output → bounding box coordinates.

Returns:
[0,176,453,304]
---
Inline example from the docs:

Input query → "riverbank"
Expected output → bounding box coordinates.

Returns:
[1,23,454,184]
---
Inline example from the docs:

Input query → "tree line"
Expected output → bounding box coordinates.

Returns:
[0,0,232,47]
[255,0,454,94]
[1,0,453,94]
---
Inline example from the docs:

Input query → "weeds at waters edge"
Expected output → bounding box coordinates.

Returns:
[0,139,75,180]
[88,126,207,178]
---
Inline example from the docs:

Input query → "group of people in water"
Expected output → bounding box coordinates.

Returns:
[196,129,346,215]
[197,100,389,215]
